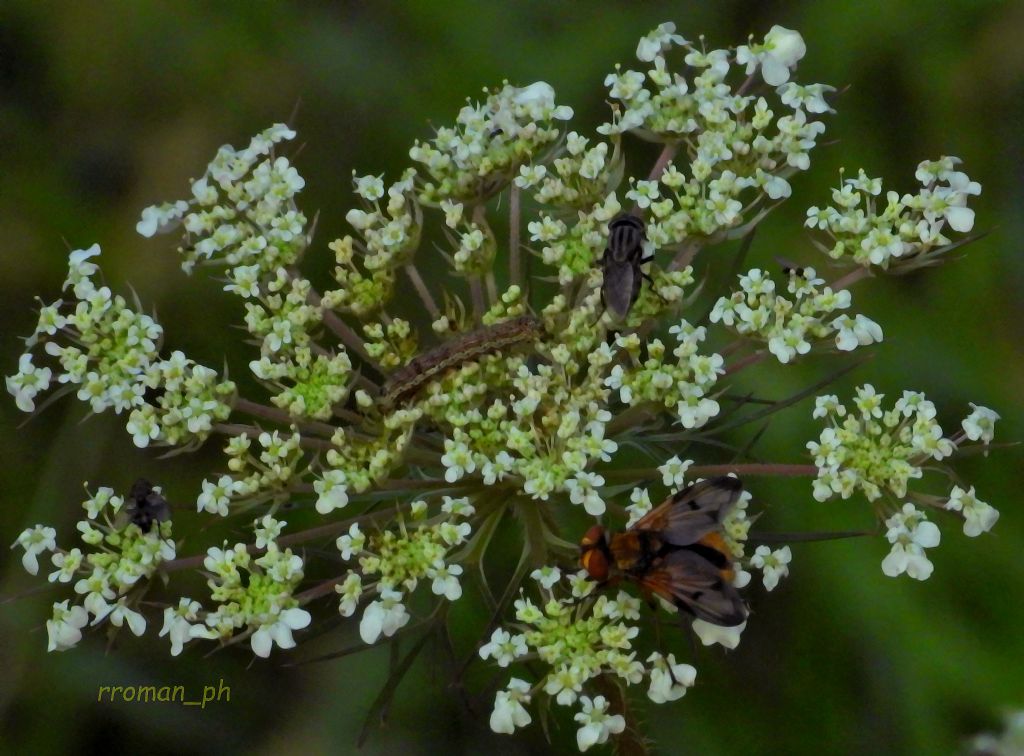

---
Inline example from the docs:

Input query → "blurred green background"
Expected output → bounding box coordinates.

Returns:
[1,1,1022,753]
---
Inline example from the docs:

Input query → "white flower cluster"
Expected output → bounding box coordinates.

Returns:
[5,247,235,449]
[480,569,700,750]
[808,386,961,502]
[599,24,829,246]
[605,320,723,429]
[806,158,981,271]
[809,390,1000,580]
[519,131,623,210]
[342,169,422,266]
[334,496,474,644]
[197,428,304,516]
[10,486,177,652]
[250,347,353,421]
[137,123,308,279]
[410,80,573,204]
[195,518,311,658]
[710,266,882,363]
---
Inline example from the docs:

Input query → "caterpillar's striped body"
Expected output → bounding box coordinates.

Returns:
[378,315,544,410]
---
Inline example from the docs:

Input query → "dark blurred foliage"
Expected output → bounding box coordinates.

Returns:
[1,1,1022,754]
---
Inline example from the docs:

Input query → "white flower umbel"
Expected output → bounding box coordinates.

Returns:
[881,504,941,581]
[808,386,957,503]
[806,159,981,272]
[711,267,881,363]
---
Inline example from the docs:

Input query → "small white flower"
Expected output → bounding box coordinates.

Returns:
[47,600,89,652]
[832,314,883,352]
[574,695,625,752]
[657,456,692,488]
[314,469,349,514]
[353,173,385,201]
[336,572,363,617]
[636,22,688,62]
[490,678,533,734]
[429,562,464,601]
[478,628,528,667]
[359,589,409,644]
[250,607,311,658]
[336,523,365,560]
[530,565,562,590]
[441,437,476,483]
[646,652,697,704]
[105,600,148,637]
[881,504,941,580]
[253,515,283,550]
[159,598,203,657]
[197,475,239,517]
[962,403,999,445]
[749,545,792,591]
[12,524,57,575]
[692,618,746,649]
[945,485,999,537]
[6,353,52,413]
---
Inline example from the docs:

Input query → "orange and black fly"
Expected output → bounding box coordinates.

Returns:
[579,475,747,627]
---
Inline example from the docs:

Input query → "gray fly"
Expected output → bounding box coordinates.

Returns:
[599,213,651,319]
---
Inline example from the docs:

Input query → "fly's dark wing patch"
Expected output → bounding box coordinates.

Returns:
[636,476,742,547]
[645,549,747,627]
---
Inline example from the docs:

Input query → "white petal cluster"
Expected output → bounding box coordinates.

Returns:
[410,80,572,205]
[484,570,690,749]
[335,499,474,644]
[137,123,307,280]
[711,267,882,363]
[15,484,177,653]
[598,23,828,247]
[806,158,981,271]
[605,320,723,429]
[881,504,941,581]
[199,525,310,658]
[808,387,957,502]
[574,695,626,751]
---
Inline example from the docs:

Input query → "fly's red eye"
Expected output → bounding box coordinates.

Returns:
[580,547,609,583]
[580,524,605,547]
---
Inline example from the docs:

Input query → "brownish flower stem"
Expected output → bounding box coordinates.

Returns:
[647,142,679,182]
[233,397,339,438]
[303,283,381,376]
[667,241,700,272]
[404,264,441,320]
[509,184,522,290]
[830,266,872,291]
[723,350,766,376]
[296,574,349,603]
[469,277,486,320]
